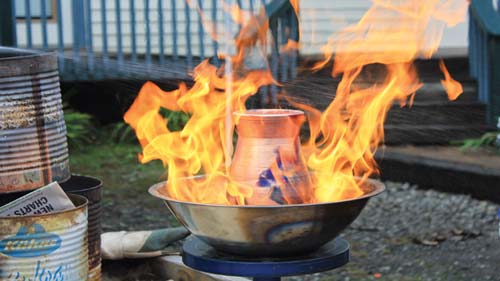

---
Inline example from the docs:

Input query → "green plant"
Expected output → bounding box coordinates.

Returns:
[454,131,499,152]
[109,109,190,144]
[110,122,137,144]
[64,110,95,148]
[160,108,190,132]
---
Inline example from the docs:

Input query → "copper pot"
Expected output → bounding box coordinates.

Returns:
[230,109,313,205]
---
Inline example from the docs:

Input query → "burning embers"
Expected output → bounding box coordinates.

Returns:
[125,0,468,206]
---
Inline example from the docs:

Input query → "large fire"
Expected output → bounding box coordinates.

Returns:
[124,0,468,205]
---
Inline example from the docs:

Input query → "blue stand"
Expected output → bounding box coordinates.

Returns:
[182,237,350,280]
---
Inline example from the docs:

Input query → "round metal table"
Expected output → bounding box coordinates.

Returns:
[182,237,350,281]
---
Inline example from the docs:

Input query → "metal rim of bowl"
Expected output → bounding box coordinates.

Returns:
[233,109,305,118]
[148,175,385,208]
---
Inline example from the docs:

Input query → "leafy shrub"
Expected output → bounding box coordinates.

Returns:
[110,109,190,144]
[110,122,137,144]
[455,132,499,152]
[64,110,95,149]
[161,109,190,132]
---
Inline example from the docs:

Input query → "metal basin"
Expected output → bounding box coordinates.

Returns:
[149,177,384,257]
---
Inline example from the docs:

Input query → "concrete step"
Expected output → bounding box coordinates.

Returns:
[285,71,485,144]
[384,125,485,144]
[375,145,500,203]
[411,81,478,103]
[386,101,486,126]
[285,79,478,108]
[297,56,473,83]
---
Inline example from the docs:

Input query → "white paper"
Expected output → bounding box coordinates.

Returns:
[0,182,75,217]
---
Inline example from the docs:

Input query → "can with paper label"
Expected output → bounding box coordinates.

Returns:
[0,194,88,280]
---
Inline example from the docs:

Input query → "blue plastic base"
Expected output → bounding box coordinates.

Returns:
[182,237,349,280]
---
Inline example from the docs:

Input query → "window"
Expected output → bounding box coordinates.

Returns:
[16,0,53,19]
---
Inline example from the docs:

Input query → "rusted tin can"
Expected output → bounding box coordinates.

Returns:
[0,194,88,280]
[0,47,70,193]
[231,109,313,205]
[61,175,102,281]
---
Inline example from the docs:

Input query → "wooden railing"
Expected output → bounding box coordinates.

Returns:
[469,0,500,124]
[0,0,298,106]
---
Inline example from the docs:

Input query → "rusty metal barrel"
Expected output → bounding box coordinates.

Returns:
[0,194,88,280]
[61,175,103,281]
[0,47,70,193]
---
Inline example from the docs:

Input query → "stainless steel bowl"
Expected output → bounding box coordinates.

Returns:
[149,178,384,257]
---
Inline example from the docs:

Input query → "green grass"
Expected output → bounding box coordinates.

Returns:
[70,142,165,192]
[68,127,168,209]
[69,131,182,229]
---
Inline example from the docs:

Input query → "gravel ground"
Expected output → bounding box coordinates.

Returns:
[285,182,500,281]
[102,181,500,281]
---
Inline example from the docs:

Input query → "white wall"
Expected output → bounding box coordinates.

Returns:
[89,0,227,57]
[15,0,73,49]
[15,0,468,57]
[299,0,468,56]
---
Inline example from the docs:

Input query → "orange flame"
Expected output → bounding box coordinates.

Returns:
[124,62,274,204]
[303,0,467,202]
[125,0,468,205]
[439,59,463,101]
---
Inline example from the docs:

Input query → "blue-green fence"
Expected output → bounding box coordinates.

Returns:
[469,0,500,124]
[0,0,297,105]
